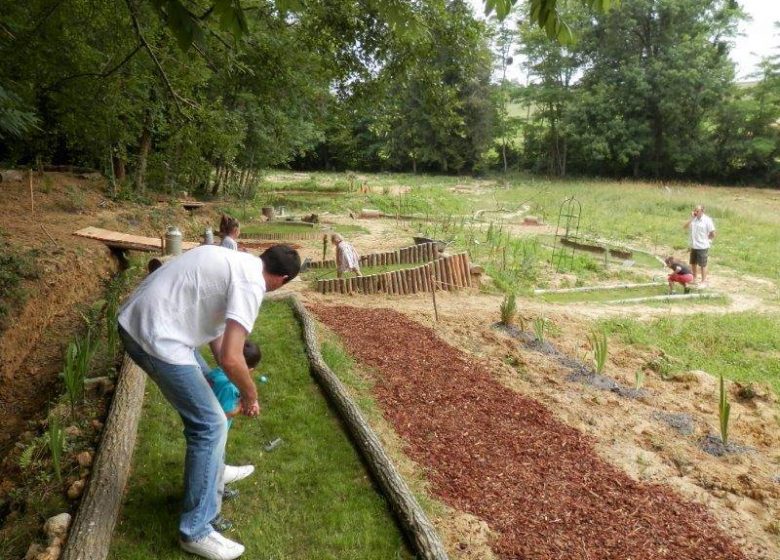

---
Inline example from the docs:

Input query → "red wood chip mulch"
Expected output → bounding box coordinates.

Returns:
[309,304,746,560]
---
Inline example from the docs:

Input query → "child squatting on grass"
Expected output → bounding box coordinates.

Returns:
[204,340,262,533]
[665,256,694,294]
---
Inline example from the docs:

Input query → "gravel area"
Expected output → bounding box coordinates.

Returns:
[311,304,746,560]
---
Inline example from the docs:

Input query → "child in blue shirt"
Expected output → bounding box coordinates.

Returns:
[206,340,262,428]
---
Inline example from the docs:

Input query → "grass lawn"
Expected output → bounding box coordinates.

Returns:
[601,312,780,396]
[108,300,412,560]
[241,222,369,237]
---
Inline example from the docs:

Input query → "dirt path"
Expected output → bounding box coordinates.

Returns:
[310,304,748,560]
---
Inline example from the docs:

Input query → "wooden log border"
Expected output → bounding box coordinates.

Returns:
[61,355,147,560]
[308,243,439,270]
[316,253,471,295]
[288,295,449,560]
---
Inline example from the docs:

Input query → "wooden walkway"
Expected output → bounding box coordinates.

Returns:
[73,227,199,252]
[73,227,300,253]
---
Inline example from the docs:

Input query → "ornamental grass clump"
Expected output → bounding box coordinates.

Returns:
[500,292,517,326]
[533,317,547,343]
[62,329,97,416]
[588,330,608,374]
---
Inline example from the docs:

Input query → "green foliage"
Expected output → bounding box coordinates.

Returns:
[0,85,38,139]
[533,317,547,343]
[719,374,731,446]
[62,330,97,416]
[588,329,608,374]
[47,417,65,483]
[499,292,517,325]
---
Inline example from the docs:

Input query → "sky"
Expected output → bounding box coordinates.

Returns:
[467,0,779,83]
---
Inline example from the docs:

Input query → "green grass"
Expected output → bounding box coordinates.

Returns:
[109,300,412,560]
[539,285,671,304]
[241,222,369,237]
[601,312,780,396]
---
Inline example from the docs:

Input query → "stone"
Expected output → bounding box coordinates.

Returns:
[67,479,85,500]
[76,451,93,468]
[43,512,71,541]
[64,426,81,438]
[25,543,45,560]
[523,216,543,225]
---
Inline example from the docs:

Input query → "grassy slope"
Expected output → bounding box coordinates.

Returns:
[601,312,780,395]
[109,300,411,560]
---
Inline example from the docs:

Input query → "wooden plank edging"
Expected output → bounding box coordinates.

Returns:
[61,355,147,560]
[287,295,449,560]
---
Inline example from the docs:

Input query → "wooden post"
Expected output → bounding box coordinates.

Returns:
[415,267,424,293]
[454,254,465,288]
[426,264,439,321]
[322,235,328,262]
[399,270,408,295]
[29,169,34,216]
[462,253,472,287]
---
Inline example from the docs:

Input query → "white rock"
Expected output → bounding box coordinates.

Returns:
[43,512,71,541]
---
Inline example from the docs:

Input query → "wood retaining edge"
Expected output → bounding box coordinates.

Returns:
[316,253,471,295]
[287,295,449,560]
[61,355,146,560]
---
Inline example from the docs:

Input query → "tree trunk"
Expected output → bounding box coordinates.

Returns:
[60,355,147,560]
[112,156,126,182]
[134,113,152,194]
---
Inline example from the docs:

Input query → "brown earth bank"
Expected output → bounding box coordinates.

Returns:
[310,304,749,560]
[0,172,222,465]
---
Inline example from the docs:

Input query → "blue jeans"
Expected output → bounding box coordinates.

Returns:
[119,326,227,542]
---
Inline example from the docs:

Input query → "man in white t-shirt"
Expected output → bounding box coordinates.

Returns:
[118,244,300,560]
[684,205,716,287]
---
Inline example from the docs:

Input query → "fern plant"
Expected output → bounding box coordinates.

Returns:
[533,317,546,343]
[48,417,65,483]
[588,330,608,374]
[499,292,517,326]
[719,374,731,446]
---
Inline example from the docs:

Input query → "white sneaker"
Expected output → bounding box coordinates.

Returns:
[180,531,244,560]
[223,464,254,485]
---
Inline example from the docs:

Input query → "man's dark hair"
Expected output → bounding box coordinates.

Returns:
[243,341,262,369]
[260,244,301,283]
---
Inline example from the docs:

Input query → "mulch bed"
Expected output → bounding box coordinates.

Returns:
[309,304,746,560]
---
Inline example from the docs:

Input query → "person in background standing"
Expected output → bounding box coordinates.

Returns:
[219,215,240,251]
[684,205,716,288]
[331,233,362,278]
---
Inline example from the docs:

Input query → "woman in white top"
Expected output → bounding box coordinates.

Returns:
[331,233,362,278]
[219,214,240,251]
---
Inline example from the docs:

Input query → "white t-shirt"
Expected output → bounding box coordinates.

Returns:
[689,215,715,249]
[118,245,265,365]
[220,236,238,251]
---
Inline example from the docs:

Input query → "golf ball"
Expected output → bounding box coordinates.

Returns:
[259,375,268,383]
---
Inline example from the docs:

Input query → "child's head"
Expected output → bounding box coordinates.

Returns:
[244,341,261,370]
[219,214,240,238]
[330,233,343,246]
[664,256,674,267]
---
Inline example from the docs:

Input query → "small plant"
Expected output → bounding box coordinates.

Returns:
[719,374,731,446]
[533,317,546,343]
[635,370,646,391]
[499,292,517,326]
[62,329,97,415]
[48,417,65,483]
[587,330,608,374]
